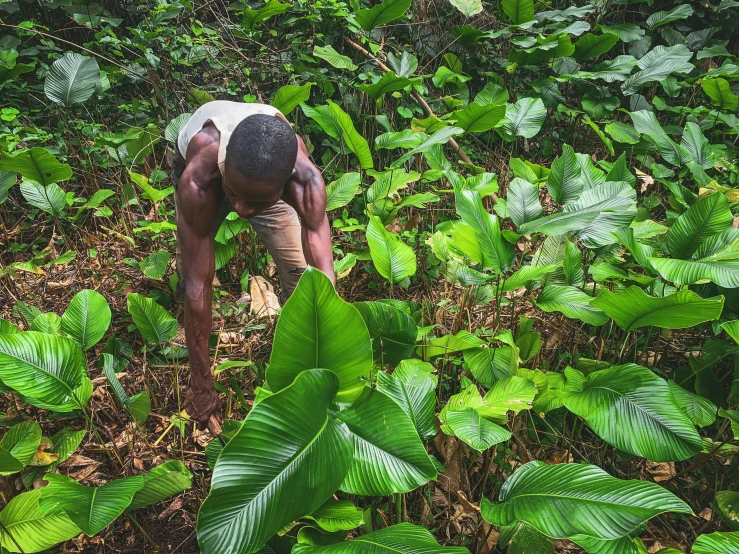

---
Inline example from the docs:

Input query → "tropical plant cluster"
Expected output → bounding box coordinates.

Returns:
[0,0,738,553]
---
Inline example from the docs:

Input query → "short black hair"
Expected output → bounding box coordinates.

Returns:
[226,114,298,187]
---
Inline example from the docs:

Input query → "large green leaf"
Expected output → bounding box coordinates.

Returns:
[500,522,554,554]
[646,4,693,29]
[693,532,739,554]
[19,180,66,215]
[0,447,23,475]
[391,126,465,167]
[307,499,363,532]
[0,170,15,204]
[563,364,703,461]
[0,489,81,553]
[126,293,178,344]
[573,32,619,61]
[591,287,724,331]
[197,370,353,554]
[629,110,687,165]
[668,381,716,428]
[61,289,111,350]
[267,268,372,402]
[0,421,41,475]
[339,388,437,495]
[565,181,637,248]
[716,492,739,531]
[293,523,471,553]
[22,427,86,488]
[681,122,713,169]
[376,359,437,440]
[501,97,546,141]
[455,188,514,273]
[0,332,88,411]
[702,78,739,111]
[359,71,415,99]
[478,375,537,423]
[39,473,144,535]
[449,0,483,17]
[464,347,514,387]
[446,409,511,450]
[622,45,694,96]
[325,173,361,211]
[139,250,171,280]
[366,215,417,284]
[101,353,150,424]
[516,208,600,236]
[312,45,357,71]
[650,257,739,288]
[571,535,639,554]
[667,193,732,259]
[547,144,582,204]
[242,0,289,30]
[507,178,542,227]
[44,53,100,106]
[271,83,313,115]
[502,0,534,24]
[481,461,692,540]
[127,460,192,511]
[354,0,411,31]
[354,301,417,365]
[452,103,506,133]
[535,285,608,325]
[301,102,373,169]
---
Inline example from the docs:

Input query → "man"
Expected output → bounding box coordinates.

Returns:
[171,100,335,429]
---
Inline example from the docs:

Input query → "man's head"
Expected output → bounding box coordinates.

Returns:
[222,114,298,217]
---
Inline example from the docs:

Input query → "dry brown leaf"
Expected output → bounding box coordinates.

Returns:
[646,460,676,482]
[158,497,184,520]
[698,507,713,521]
[479,522,500,554]
[456,490,479,513]
[69,462,101,481]
[250,276,280,319]
[61,454,99,467]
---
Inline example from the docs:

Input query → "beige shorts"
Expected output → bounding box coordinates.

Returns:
[168,148,306,304]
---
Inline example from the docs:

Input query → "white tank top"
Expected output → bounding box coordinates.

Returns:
[177,101,282,177]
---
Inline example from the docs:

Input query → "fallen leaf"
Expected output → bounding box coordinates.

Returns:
[250,276,280,318]
[646,460,676,482]
[158,497,184,520]
[28,439,60,466]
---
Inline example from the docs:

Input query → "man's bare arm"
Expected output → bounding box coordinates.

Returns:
[284,136,335,285]
[177,132,223,428]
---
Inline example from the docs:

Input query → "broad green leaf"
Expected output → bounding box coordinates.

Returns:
[242,0,289,30]
[475,82,510,106]
[366,169,420,203]
[39,473,144,535]
[19,180,66,215]
[693,532,739,553]
[599,23,645,43]
[681,122,713,169]
[0,421,41,475]
[702,78,739,111]
[630,110,687,166]
[272,83,313,115]
[667,193,732,259]
[575,55,639,83]
[450,0,483,17]
[312,45,357,71]
[509,35,575,66]
[571,535,639,554]
[605,121,640,144]
[61,289,110,350]
[101,353,150,424]
[198,370,352,554]
[377,359,437,440]
[354,0,411,31]
[478,375,537,423]
[139,250,171,280]
[500,522,553,554]
[44,53,100,106]
[0,332,88,411]
[339,388,436,495]
[455,188,514,273]
[301,102,373,169]
[0,445,23,475]
[126,293,178,344]
[127,460,192,511]
[650,257,739,288]
[481,461,692,539]
[366,215,417,283]
[292,523,470,554]
[647,4,693,29]
[517,209,600,236]
[452,103,506,133]
[668,381,716,428]
[722,320,739,345]
[375,130,424,150]
[622,45,694,95]
[267,268,372,402]
[547,144,582,204]
[307,499,363,533]
[355,301,417,365]
[391,126,465,167]
[359,71,415,99]
[21,427,86,489]
[501,97,546,141]
[591,286,724,331]
[129,171,173,203]
[446,409,511,450]
[507,178,542,227]
[464,347,514,388]
[535,285,608,326]
[503,0,534,24]
[502,264,559,292]
[715,492,739,531]
[0,489,81,553]
[565,181,637,248]
[573,32,619,61]
[0,170,15,204]
[165,112,192,143]
[326,173,361,211]
[563,364,703,461]
[386,51,418,78]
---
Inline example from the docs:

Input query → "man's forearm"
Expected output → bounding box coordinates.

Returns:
[304,215,335,285]
[183,278,214,389]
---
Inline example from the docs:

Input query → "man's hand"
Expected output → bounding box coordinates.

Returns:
[184,385,221,431]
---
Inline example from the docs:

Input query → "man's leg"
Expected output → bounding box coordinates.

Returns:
[248,201,307,304]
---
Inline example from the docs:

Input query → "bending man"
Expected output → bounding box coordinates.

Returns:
[171,100,334,429]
